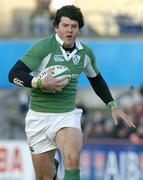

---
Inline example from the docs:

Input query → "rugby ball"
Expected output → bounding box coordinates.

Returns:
[38,65,71,80]
[38,65,71,93]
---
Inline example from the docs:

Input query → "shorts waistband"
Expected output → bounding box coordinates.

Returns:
[29,108,82,116]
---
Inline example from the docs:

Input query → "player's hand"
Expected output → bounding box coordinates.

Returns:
[40,68,68,92]
[111,107,136,128]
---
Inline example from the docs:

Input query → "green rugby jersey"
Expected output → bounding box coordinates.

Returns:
[21,34,99,112]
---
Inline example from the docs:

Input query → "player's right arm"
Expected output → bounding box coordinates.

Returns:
[8,40,44,88]
[8,60,33,87]
[8,59,68,92]
[8,40,68,91]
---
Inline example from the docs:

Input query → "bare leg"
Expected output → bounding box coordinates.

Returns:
[55,127,83,169]
[31,149,56,180]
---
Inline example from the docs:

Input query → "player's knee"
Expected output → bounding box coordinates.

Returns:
[64,150,80,167]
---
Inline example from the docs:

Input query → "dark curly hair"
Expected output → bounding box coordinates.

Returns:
[53,5,84,29]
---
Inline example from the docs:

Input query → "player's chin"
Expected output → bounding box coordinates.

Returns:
[65,39,74,47]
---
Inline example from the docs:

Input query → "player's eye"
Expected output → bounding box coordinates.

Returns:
[72,24,78,28]
[63,24,68,27]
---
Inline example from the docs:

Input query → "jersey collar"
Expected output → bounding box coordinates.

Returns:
[55,33,83,50]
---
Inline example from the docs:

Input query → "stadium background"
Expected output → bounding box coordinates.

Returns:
[0,0,143,179]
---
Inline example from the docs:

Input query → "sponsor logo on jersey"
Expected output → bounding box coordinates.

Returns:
[71,73,79,79]
[54,55,65,62]
[13,78,24,86]
[72,55,80,65]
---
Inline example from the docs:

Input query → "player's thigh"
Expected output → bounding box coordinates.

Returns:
[31,149,56,178]
[55,127,83,157]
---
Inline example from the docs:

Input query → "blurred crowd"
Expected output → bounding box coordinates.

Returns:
[10,0,94,38]
[1,86,143,143]
[81,86,143,143]
[1,0,143,38]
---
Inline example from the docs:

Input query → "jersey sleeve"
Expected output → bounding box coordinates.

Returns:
[83,47,99,77]
[20,40,45,71]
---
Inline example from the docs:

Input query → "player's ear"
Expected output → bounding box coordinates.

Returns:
[55,25,59,33]
[55,27,58,33]
[77,30,81,35]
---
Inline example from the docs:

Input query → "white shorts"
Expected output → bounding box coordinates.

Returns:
[25,108,83,154]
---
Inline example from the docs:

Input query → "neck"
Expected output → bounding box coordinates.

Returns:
[63,44,76,51]
[63,44,74,48]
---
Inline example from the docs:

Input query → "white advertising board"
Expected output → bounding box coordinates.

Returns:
[0,140,35,180]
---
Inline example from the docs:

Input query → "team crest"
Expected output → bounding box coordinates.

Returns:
[72,55,80,65]
[54,55,65,62]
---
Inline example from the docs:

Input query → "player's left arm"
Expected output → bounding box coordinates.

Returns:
[84,48,136,128]
[87,74,135,128]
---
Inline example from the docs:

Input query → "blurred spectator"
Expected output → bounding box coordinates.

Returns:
[92,110,105,124]
[115,13,143,34]
[115,126,129,139]
[36,0,51,11]
[103,119,115,138]
[18,91,29,114]
[31,9,52,35]
[93,123,104,138]
[92,110,105,138]
[83,121,95,140]
[129,85,143,143]
[134,85,143,119]
[137,122,143,139]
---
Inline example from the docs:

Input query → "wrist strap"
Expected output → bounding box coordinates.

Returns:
[32,78,41,89]
[107,100,117,110]
[36,78,41,88]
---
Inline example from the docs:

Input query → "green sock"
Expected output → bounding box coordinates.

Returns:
[64,169,80,180]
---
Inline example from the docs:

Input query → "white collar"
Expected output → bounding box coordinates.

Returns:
[55,33,83,50]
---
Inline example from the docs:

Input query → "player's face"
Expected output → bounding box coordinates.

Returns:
[55,17,80,48]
